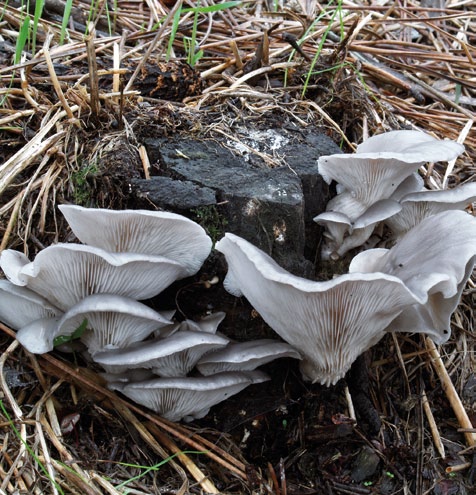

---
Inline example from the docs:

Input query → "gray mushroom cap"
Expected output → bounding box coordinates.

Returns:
[93,330,230,375]
[197,339,302,375]
[108,370,270,422]
[16,317,63,354]
[349,210,476,343]
[13,294,172,355]
[318,131,464,212]
[216,233,421,386]
[0,279,62,329]
[57,294,173,355]
[356,130,465,160]
[385,182,476,237]
[0,243,187,311]
[59,205,212,276]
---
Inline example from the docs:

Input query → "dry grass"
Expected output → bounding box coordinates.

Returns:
[1,0,476,493]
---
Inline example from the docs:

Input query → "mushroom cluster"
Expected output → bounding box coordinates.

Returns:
[217,210,476,386]
[0,205,299,421]
[216,130,476,386]
[314,130,467,260]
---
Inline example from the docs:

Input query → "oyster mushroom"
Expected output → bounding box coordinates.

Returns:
[216,233,421,386]
[0,243,187,311]
[93,330,230,375]
[15,293,172,355]
[316,131,464,258]
[385,182,476,238]
[197,339,301,375]
[0,279,62,329]
[349,210,476,344]
[108,370,270,422]
[59,205,212,276]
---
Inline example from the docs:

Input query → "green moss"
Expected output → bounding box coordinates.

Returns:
[70,161,99,206]
[192,205,227,243]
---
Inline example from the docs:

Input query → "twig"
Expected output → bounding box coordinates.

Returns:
[425,337,476,447]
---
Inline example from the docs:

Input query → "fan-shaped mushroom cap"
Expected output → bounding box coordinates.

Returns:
[0,244,187,311]
[59,205,212,276]
[349,210,476,343]
[13,294,171,354]
[154,312,226,338]
[356,130,465,159]
[216,233,420,386]
[108,370,269,422]
[57,294,172,355]
[0,280,62,329]
[385,182,476,237]
[318,131,464,211]
[197,339,301,375]
[93,330,230,375]
[390,173,425,202]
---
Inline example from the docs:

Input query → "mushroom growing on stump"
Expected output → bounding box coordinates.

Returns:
[0,243,187,311]
[314,199,401,260]
[59,205,212,276]
[349,210,476,344]
[316,130,465,259]
[107,370,270,422]
[216,233,421,386]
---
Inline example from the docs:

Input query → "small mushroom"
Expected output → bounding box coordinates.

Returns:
[59,205,212,276]
[349,210,476,343]
[316,131,463,259]
[216,233,420,386]
[0,279,62,329]
[385,182,476,237]
[0,243,187,310]
[197,339,301,375]
[108,370,270,422]
[314,199,401,259]
[93,330,230,375]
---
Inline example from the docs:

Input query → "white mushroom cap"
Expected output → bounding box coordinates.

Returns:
[0,279,62,329]
[59,205,212,276]
[16,317,63,354]
[93,330,230,375]
[389,173,425,202]
[355,130,465,160]
[318,154,424,211]
[0,250,30,286]
[216,233,420,386]
[197,339,302,375]
[56,294,173,355]
[313,211,352,247]
[0,243,187,311]
[318,131,464,211]
[13,294,171,354]
[349,210,476,343]
[386,182,476,237]
[154,312,226,338]
[108,370,270,422]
